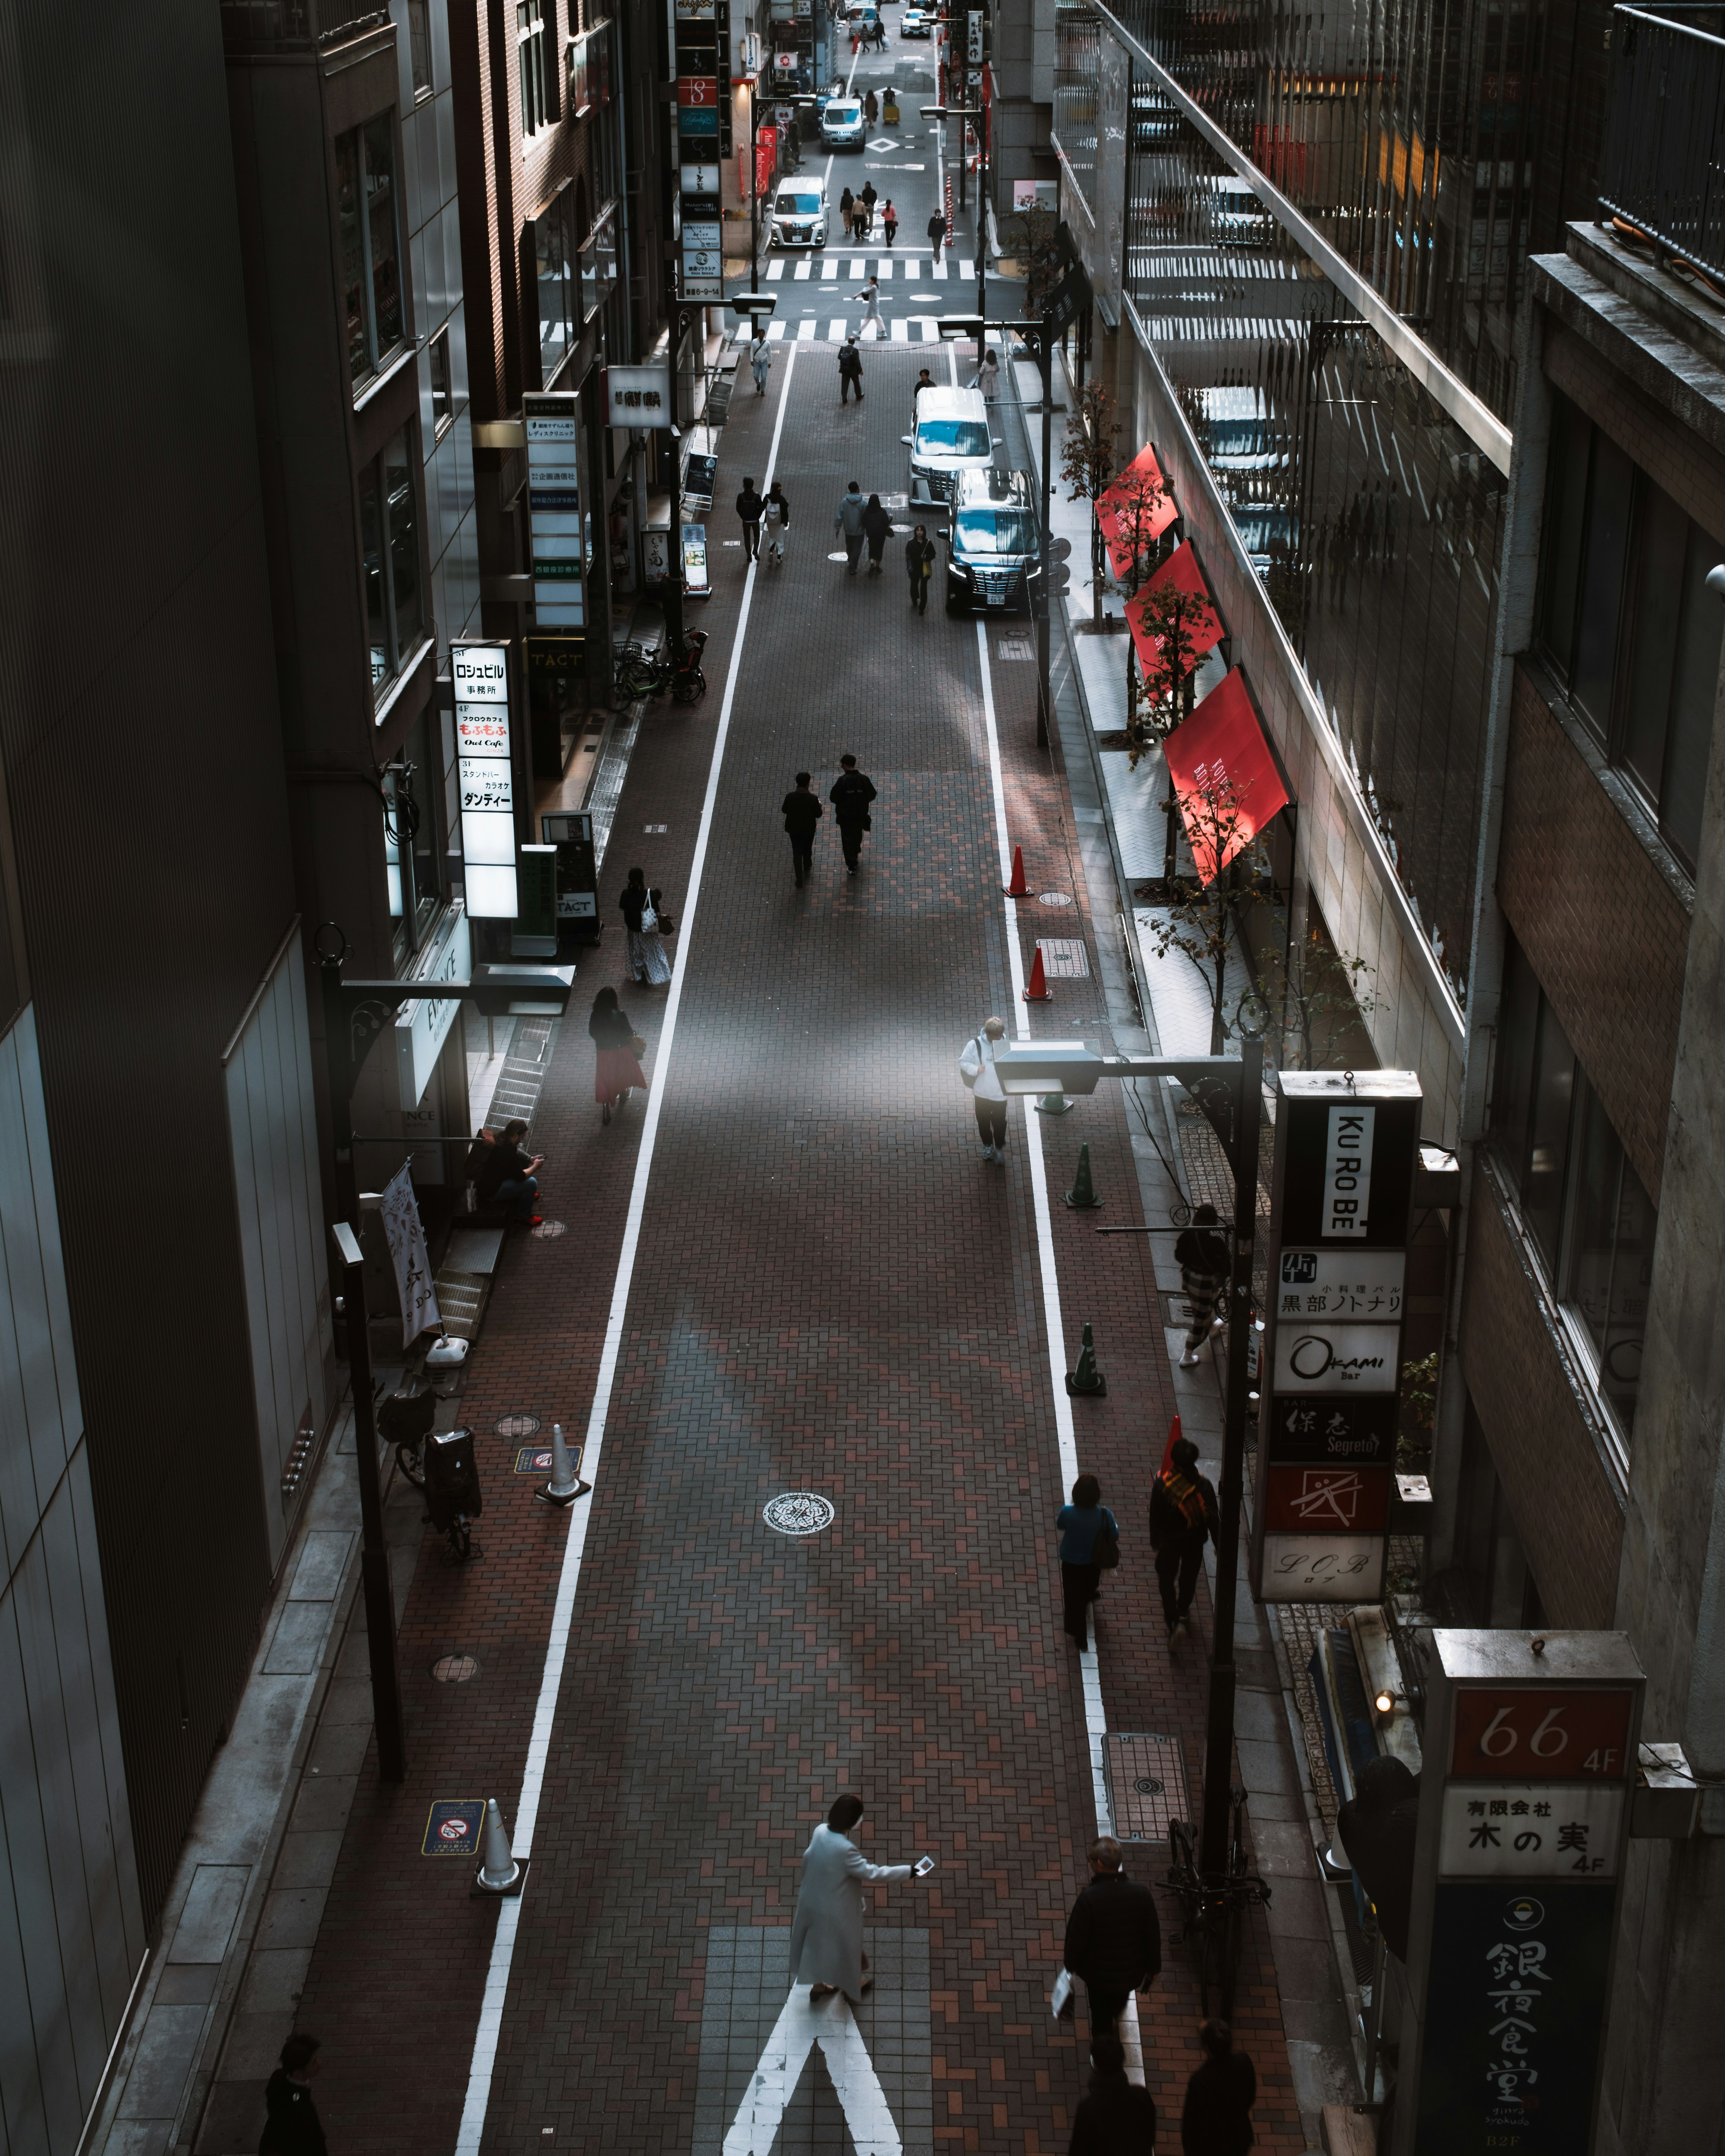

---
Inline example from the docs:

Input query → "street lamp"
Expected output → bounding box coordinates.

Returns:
[920,102,988,319]
[747,84,817,295]
[990,1034,1265,1878]
[314,924,575,1782]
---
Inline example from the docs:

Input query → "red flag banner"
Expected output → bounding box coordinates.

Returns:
[1162,667,1290,883]
[1097,444,1177,579]
[1123,540,1224,687]
[755,125,777,197]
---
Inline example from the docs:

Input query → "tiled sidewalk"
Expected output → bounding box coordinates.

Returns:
[253,335,1330,2156]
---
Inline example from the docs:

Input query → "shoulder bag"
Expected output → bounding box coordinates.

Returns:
[1092,1517,1121,1570]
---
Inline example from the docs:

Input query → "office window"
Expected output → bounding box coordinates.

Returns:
[358,428,425,690]
[429,328,452,435]
[1535,390,1724,871]
[519,1,549,136]
[578,199,619,322]
[336,116,406,387]
[384,713,445,961]
[532,186,575,381]
[407,0,432,93]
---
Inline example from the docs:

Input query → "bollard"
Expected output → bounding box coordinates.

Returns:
[535,1421,590,1507]
[1065,1142,1103,1209]
[474,1796,523,1893]
[1066,1321,1107,1397]
[1035,1091,1072,1116]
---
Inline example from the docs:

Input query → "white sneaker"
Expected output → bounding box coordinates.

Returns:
[1179,1349,1200,1367]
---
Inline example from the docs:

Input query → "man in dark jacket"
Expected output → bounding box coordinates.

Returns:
[1070,2032,1156,2155]
[861,492,893,574]
[927,208,947,261]
[839,339,865,404]
[783,771,823,887]
[259,2032,327,2155]
[829,754,877,872]
[1336,1754,1420,1960]
[835,481,868,573]
[1150,1436,1218,1644]
[1173,1201,1230,1365]
[736,477,765,561]
[1063,1837,1161,2035]
[906,523,937,614]
[1180,2019,1256,2155]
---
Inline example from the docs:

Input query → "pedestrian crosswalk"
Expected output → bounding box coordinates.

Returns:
[762,316,1004,343]
[766,255,948,283]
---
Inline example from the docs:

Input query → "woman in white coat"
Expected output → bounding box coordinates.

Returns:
[789,1795,922,2001]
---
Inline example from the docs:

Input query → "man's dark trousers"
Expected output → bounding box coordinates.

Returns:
[845,535,864,572]
[791,836,813,883]
[839,820,866,869]
[1155,1539,1203,1627]
[842,376,862,403]
[1085,1988,1130,2032]
[742,521,761,560]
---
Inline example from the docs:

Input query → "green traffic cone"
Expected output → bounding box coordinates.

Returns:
[1065,1141,1103,1209]
[1035,1090,1073,1116]
[1066,1321,1107,1397]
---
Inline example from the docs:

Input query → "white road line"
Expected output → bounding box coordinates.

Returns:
[723,1987,902,2156]
[822,260,840,279]
[828,317,848,341]
[797,319,816,341]
[793,259,811,280]
[891,318,908,341]
[767,258,785,281]
[766,321,787,340]
[973,624,1145,2088]
[452,342,804,2156]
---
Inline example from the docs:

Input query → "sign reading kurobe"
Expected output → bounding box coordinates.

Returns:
[452,639,517,919]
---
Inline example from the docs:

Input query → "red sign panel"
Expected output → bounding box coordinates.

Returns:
[1450,1689,1635,1781]
[1162,668,1290,882]
[1262,1463,1391,1533]
[1096,445,1177,578]
[678,75,719,105]
[1123,540,1224,692]
[755,125,777,198]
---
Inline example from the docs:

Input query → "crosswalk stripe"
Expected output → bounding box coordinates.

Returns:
[829,317,849,340]
[848,259,866,276]
[876,258,892,279]
[891,317,909,340]
[793,259,811,280]
[796,318,816,340]
[765,320,787,340]
[932,259,948,279]
[766,258,784,281]
[905,260,921,279]
[822,261,839,279]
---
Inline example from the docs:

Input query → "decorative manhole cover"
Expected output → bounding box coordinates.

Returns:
[997,638,1035,661]
[1037,891,1074,906]
[531,1219,567,1239]
[496,1414,541,1438]
[1134,1775,1163,1796]
[763,1492,836,1536]
[430,1655,480,1684]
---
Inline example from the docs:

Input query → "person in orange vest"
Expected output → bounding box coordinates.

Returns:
[1149,1437,1219,1646]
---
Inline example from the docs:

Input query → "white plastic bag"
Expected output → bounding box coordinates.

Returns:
[1050,1968,1073,2021]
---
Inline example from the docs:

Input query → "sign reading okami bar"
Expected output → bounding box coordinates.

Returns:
[1251,1070,1420,1604]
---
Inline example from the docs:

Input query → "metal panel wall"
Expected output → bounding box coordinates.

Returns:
[222,928,331,1568]
[0,1012,146,2156]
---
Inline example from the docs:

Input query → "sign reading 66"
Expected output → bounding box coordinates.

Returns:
[1450,1688,1635,1780]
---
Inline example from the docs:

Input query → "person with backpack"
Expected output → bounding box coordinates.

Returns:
[840,185,855,233]
[838,338,865,404]
[1150,1437,1219,1646]
[762,479,790,566]
[1056,1472,1119,1651]
[1180,2020,1257,2155]
[860,178,879,232]
[834,479,869,571]
[735,475,765,561]
[1174,1200,1230,1365]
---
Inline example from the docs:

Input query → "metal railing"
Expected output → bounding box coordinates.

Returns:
[219,0,389,52]
[1601,4,1725,286]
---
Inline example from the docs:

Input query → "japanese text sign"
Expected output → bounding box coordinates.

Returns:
[452,640,517,919]
[1450,1689,1636,1783]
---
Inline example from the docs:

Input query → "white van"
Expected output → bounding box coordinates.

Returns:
[822,97,866,148]
[909,385,993,505]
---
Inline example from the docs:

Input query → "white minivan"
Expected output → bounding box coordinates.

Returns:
[822,97,866,148]
[770,186,828,247]
[908,386,994,505]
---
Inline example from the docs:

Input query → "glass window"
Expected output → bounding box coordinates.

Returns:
[1622,480,1688,802]
[1571,432,1633,739]
[407,0,432,93]
[519,1,548,136]
[536,193,572,380]
[358,459,388,683]
[578,200,619,323]
[917,419,991,455]
[956,508,1039,553]
[1660,521,1724,870]
[336,131,368,383]
[429,329,452,435]
[364,115,404,359]
[1561,1078,1655,1440]
[385,429,422,658]
[1522,993,1577,1280]
[1490,929,1539,1189]
[337,119,406,386]
[359,431,425,694]
[1538,393,1588,681]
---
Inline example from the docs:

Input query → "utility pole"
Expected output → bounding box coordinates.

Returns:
[331,1222,407,1783]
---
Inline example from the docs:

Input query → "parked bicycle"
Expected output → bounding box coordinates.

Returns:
[1166,1788,1272,2019]
[612,627,708,707]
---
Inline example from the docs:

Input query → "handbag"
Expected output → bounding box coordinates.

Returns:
[630,1033,648,1056]
[1051,1969,1075,2021]
[639,903,659,934]
[1093,1519,1121,1570]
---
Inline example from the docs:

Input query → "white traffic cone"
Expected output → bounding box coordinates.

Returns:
[535,1422,588,1507]
[475,1797,521,1893]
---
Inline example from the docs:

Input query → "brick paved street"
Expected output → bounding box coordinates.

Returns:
[287,330,1314,2156]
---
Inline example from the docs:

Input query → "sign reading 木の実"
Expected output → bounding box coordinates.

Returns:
[452,639,517,919]
[1437,1783,1626,1880]
[524,393,583,629]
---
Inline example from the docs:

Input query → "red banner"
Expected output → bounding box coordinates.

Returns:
[1161,666,1289,883]
[1123,540,1223,691]
[1097,444,1177,579]
[756,124,777,198]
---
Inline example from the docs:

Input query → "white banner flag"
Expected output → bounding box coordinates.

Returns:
[379,1162,441,1346]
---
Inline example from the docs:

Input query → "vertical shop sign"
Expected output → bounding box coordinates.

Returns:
[1396,1633,1644,2156]
[523,392,582,628]
[452,639,517,919]
[1252,1072,1420,1602]
[677,0,730,297]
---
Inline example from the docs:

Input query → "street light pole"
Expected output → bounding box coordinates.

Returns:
[332,1220,407,1783]
[749,83,761,296]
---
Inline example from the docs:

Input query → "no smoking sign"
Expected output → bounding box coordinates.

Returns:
[422,1800,484,1856]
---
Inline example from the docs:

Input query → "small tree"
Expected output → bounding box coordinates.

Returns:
[1142,772,1267,1054]
[1261,924,1380,1074]
[1008,200,1065,316]
[1106,461,1171,742]
[1060,379,1120,629]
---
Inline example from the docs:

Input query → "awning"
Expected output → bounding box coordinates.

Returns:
[1163,667,1290,884]
[1123,540,1224,686]
[1095,445,1177,579]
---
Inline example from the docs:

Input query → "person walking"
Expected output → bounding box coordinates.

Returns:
[783,771,823,885]
[789,1794,925,2003]
[972,345,1000,402]
[860,179,879,231]
[835,480,868,572]
[906,521,936,613]
[839,338,865,403]
[861,490,893,573]
[863,88,879,125]
[1181,2021,1256,2156]
[751,335,771,396]
[851,199,869,243]
[855,273,886,338]
[259,2032,327,2156]
[620,866,672,986]
[763,479,790,566]
[927,207,946,261]
[1055,1472,1117,1648]
[829,753,877,870]
[913,365,936,415]
[1174,1201,1230,1365]
[882,198,898,246]
[1062,1837,1162,2038]
[588,985,647,1126]
[659,562,685,657]
[958,1013,1009,1162]
[736,476,765,561]
[1070,2032,1157,2156]
[471,1118,543,1226]
[840,185,855,233]
[1150,1436,1218,1646]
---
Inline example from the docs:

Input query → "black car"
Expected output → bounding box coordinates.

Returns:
[945,467,1040,614]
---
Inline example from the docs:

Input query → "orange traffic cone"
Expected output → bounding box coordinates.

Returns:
[1003,845,1028,897]
[1024,945,1052,1002]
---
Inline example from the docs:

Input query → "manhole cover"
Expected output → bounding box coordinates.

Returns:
[1036,937,1090,978]
[763,1492,836,1536]
[531,1220,567,1238]
[430,1655,481,1684]
[1134,1775,1163,1796]
[496,1414,541,1438]
[1038,891,1074,906]
[997,638,1035,661]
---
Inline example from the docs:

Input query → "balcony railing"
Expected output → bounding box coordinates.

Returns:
[219,0,389,53]
[1601,4,1725,286]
